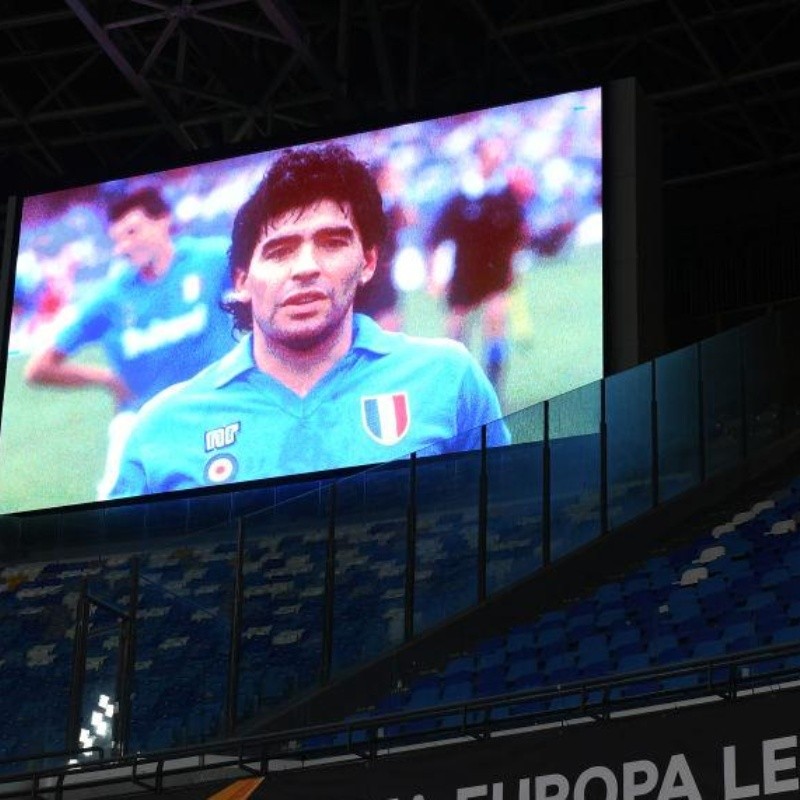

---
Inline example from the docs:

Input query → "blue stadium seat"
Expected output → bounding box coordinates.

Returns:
[723,621,759,651]
[475,665,506,696]
[536,627,567,650]
[618,652,651,673]
[661,673,702,692]
[441,679,474,704]
[505,658,539,688]
[771,624,800,645]
[596,606,627,628]
[441,655,475,679]
[609,627,643,657]
[742,590,777,613]
[692,639,726,659]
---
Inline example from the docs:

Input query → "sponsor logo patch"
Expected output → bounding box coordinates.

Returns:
[121,304,209,358]
[204,454,238,484]
[361,392,410,446]
[205,422,241,452]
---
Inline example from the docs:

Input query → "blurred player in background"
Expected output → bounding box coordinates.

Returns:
[426,138,528,396]
[10,222,87,353]
[25,187,234,499]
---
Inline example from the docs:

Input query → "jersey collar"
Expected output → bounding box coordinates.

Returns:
[349,312,395,356]
[211,313,394,389]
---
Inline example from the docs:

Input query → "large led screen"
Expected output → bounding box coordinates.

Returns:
[0,88,603,513]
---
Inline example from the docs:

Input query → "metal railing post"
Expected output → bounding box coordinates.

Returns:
[404,453,417,642]
[477,425,488,602]
[67,578,90,752]
[225,518,245,736]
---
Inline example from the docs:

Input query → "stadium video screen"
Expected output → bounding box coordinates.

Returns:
[0,87,603,513]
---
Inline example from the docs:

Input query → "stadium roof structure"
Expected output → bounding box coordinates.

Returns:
[0,0,798,191]
[1,0,800,330]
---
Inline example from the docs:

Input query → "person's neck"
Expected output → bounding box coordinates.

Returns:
[140,241,175,281]
[252,314,355,398]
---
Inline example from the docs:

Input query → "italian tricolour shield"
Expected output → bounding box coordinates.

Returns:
[361,392,410,446]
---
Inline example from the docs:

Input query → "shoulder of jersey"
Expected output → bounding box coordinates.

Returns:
[135,346,237,424]
[380,327,473,363]
[134,378,192,429]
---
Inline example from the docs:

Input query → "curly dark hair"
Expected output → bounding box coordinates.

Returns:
[108,187,170,222]
[224,143,387,332]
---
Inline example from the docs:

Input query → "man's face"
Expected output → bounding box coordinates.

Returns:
[108,208,171,272]
[237,199,376,352]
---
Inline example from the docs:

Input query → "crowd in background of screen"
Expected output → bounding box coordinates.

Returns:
[9,89,601,360]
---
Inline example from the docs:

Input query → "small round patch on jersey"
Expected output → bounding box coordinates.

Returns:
[204,454,238,484]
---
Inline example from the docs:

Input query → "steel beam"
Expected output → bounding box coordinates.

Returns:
[140,17,180,76]
[65,0,197,151]
[0,99,146,128]
[667,0,773,161]
[0,85,63,174]
[501,0,661,36]
[406,0,420,108]
[29,52,101,116]
[253,0,345,101]
[193,13,285,42]
[0,9,74,30]
[0,43,96,66]
[655,59,800,101]
[232,51,301,141]
[664,149,800,187]
[466,0,532,87]
[366,0,398,112]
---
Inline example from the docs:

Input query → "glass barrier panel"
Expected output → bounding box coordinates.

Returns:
[80,595,120,760]
[701,327,743,477]
[129,521,234,753]
[742,315,781,454]
[13,512,63,557]
[0,515,21,561]
[186,492,233,532]
[103,501,151,543]
[778,305,800,434]
[142,498,192,539]
[486,405,544,595]
[606,362,653,529]
[413,433,483,634]
[237,491,327,722]
[274,479,329,508]
[0,563,74,771]
[58,508,108,549]
[548,381,601,561]
[231,486,276,518]
[332,462,409,676]
[655,343,701,502]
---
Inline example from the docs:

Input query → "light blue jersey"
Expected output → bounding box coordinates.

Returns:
[110,314,510,497]
[54,236,234,411]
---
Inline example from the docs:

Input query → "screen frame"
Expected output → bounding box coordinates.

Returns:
[0,82,608,518]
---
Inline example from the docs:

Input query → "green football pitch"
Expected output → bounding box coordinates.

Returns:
[0,344,115,513]
[403,244,603,415]
[0,244,602,514]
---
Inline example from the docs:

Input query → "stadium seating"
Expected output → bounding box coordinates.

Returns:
[346,482,800,729]
[6,464,800,768]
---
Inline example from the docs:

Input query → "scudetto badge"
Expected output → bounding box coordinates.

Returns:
[204,454,238,484]
[361,392,410,445]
